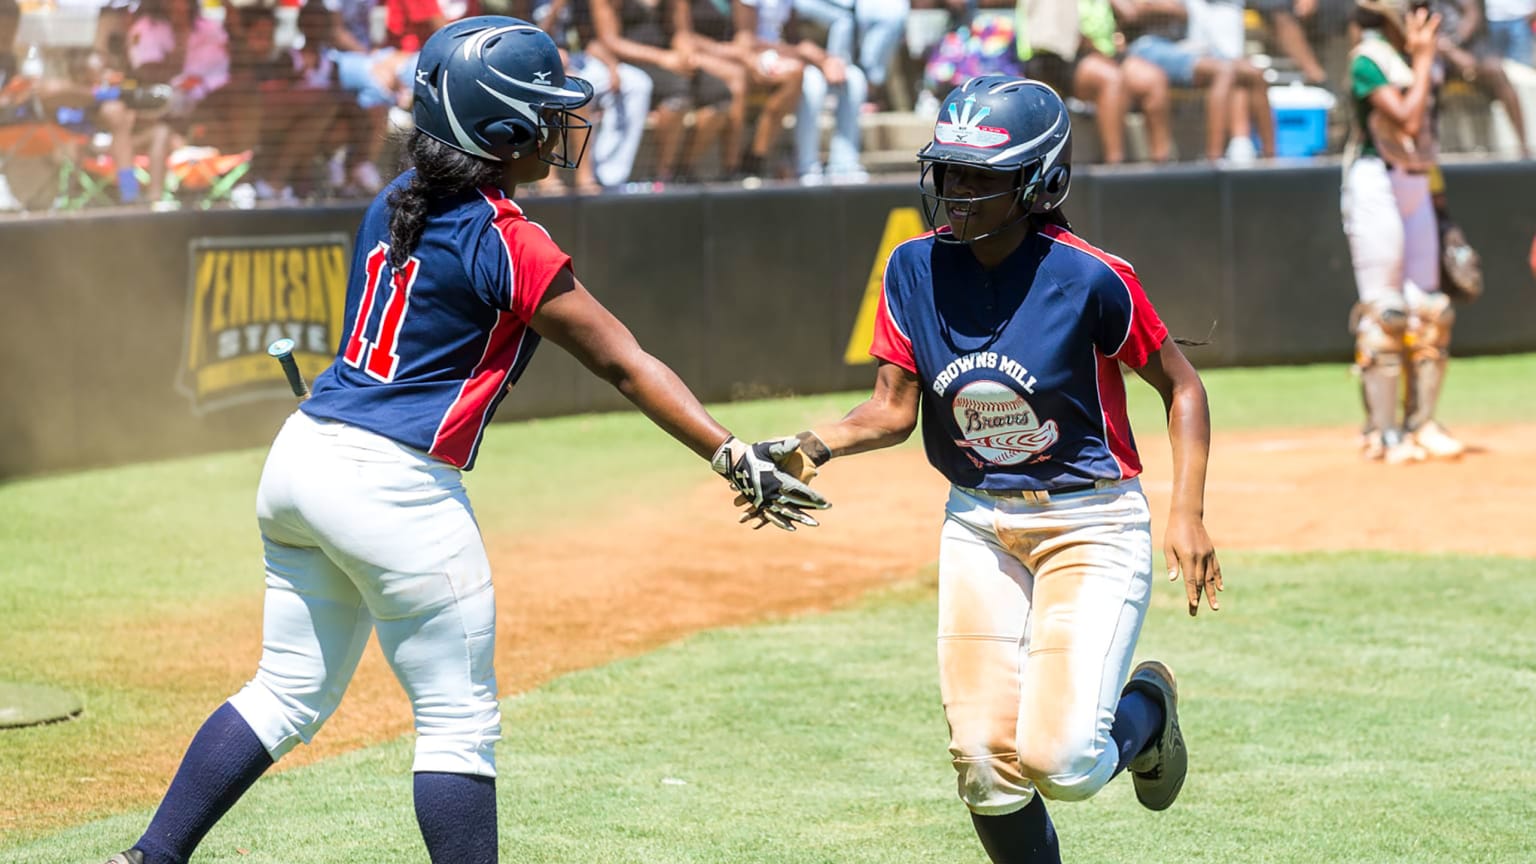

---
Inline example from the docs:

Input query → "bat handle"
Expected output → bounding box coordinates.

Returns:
[267,338,309,400]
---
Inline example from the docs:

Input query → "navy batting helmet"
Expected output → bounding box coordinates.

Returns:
[917,76,1073,241]
[412,17,594,166]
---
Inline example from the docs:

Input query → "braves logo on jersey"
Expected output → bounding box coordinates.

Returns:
[869,224,1168,492]
[950,379,1060,467]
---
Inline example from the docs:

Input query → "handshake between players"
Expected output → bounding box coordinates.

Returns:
[710,432,833,532]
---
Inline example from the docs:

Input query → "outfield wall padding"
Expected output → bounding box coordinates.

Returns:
[4,163,1534,477]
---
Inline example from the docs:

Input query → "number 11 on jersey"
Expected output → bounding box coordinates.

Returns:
[343,242,420,383]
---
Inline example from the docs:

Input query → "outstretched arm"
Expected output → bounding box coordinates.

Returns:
[530,269,828,526]
[532,269,730,458]
[798,361,923,459]
[1133,339,1222,616]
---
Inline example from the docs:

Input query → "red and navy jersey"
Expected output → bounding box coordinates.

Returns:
[302,171,569,470]
[871,223,1168,492]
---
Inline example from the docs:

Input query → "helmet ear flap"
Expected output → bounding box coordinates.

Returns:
[480,116,542,160]
[1034,164,1071,212]
[1043,165,1069,196]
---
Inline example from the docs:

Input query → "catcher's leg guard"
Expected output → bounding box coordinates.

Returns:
[1404,291,1454,432]
[1352,298,1409,448]
[1405,293,1465,457]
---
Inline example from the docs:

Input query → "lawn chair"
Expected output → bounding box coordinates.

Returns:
[141,146,254,209]
[52,133,121,210]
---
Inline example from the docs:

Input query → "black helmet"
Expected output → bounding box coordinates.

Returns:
[917,76,1073,241]
[412,17,594,166]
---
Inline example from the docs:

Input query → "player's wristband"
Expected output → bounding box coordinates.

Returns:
[795,430,832,467]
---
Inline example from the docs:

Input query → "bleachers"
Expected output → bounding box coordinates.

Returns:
[3,0,1533,212]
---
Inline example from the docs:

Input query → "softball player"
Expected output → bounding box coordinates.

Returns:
[757,76,1221,863]
[101,18,824,864]
[1342,0,1466,462]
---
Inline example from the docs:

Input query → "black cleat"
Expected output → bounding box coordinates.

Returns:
[1124,660,1187,811]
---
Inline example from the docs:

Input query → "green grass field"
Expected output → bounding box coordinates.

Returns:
[3,355,1535,863]
[6,553,1534,864]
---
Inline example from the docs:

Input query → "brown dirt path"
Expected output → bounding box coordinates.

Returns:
[11,423,1534,837]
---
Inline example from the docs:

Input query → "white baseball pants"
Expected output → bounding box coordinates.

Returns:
[1342,155,1441,306]
[937,480,1154,815]
[229,411,501,777]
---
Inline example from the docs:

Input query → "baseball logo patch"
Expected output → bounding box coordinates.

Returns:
[950,379,1059,465]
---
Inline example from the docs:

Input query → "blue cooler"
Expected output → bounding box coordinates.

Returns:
[1268,84,1336,158]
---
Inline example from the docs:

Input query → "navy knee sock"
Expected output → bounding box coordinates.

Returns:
[1111,688,1165,776]
[414,771,498,864]
[970,794,1061,864]
[135,702,274,864]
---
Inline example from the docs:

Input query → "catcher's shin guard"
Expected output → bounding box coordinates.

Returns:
[1352,300,1409,441]
[1404,292,1455,432]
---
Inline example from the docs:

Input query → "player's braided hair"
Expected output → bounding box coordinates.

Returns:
[387,131,504,270]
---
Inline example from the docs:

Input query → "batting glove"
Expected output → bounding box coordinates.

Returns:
[711,436,831,531]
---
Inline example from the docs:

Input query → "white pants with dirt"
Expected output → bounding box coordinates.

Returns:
[228,411,501,777]
[938,480,1154,816]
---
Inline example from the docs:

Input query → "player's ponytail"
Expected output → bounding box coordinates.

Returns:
[387,131,503,270]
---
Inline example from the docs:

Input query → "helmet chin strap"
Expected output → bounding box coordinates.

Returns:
[921,164,1040,245]
[945,206,1034,245]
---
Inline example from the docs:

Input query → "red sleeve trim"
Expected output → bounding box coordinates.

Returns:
[1041,225,1168,368]
[481,189,573,322]
[868,266,917,374]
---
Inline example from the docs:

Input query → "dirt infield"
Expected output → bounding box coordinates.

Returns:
[13,422,1536,836]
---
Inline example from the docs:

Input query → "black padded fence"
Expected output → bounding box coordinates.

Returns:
[4,162,1534,478]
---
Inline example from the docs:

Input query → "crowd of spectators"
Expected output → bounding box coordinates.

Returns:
[0,0,1531,210]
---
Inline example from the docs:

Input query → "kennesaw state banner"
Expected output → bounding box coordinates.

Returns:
[179,234,351,413]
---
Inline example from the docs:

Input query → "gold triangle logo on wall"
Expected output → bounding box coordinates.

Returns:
[843,207,926,366]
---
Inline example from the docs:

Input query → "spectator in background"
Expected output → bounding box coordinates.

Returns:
[197,5,339,200]
[926,0,1169,164]
[1124,0,1274,161]
[1185,0,1277,161]
[689,0,801,180]
[737,0,866,182]
[538,0,654,191]
[1251,0,1331,85]
[91,0,137,76]
[1484,0,1534,64]
[923,0,1024,98]
[589,0,740,182]
[792,0,909,108]
[118,0,230,203]
[1024,0,1177,164]
[326,0,381,51]
[291,0,392,196]
[327,42,414,192]
[591,0,735,183]
[90,0,216,204]
[387,0,477,50]
[1433,0,1529,156]
[319,0,404,194]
